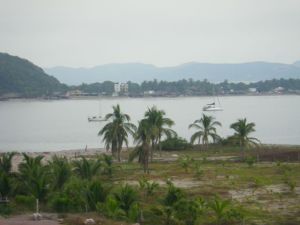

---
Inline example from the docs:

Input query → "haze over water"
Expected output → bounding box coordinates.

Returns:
[0,95,299,152]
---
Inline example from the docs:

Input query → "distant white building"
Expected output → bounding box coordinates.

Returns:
[113,83,129,96]
[248,88,257,93]
[114,83,121,93]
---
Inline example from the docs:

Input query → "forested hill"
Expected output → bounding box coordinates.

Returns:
[45,61,300,85]
[0,53,66,98]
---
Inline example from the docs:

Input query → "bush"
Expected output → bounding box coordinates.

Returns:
[49,193,70,213]
[163,181,184,207]
[0,204,12,216]
[15,195,35,210]
[245,156,256,167]
[96,195,125,220]
[161,136,191,151]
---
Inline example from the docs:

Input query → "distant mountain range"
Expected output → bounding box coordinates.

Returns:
[45,61,300,85]
[0,53,65,97]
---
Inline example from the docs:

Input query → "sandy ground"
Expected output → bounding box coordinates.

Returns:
[9,148,106,172]
[0,214,59,225]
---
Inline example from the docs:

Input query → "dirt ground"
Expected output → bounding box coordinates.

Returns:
[0,215,59,225]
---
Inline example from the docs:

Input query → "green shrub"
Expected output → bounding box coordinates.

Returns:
[174,198,205,225]
[49,193,70,213]
[87,180,108,210]
[163,181,184,207]
[15,195,35,210]
[96,195,125,219]
[245,156,256,167]
[161,136,191,151]
[114,184,138,216]
[0,204,12,216]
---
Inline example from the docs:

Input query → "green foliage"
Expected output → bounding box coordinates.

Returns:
[48,192,70,213]
[230,118,260,156]
[99,104,136,162]
[100,154,114,176]
[194,162,204,179]
[161,136,191,151]
[0,204,12,216]
[189,114,222,149]
[114,184,138,216]
[178,155,194,173]
[138,177,159,196]
[163,181,184,207]
[150,205,178,225]
[18,154,48,201]
[62,177,88,212]
[49,155,71,191]
[72,156,101,180]
[0,53,66,97]
[86,180,108,210]
[96,195,125,219]
[15,195,35,210]
[208,196,231,224]
[174,198,205,225]
[245,156,256,167]
[127,202,140,222]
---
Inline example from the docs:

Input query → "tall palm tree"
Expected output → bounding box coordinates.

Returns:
[129,119,152,173]
[99,104,136,162]
[230,118,260,158]
[189,114,222,149]
[18,154,48,213]
[144,106,176,159]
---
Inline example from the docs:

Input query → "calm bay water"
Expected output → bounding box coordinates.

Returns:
[0,95,299,152]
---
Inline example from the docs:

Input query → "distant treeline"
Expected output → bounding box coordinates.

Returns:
[73,78,300,96]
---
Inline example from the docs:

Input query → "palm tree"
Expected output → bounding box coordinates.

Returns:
[99,104,136,162]
[189,114,222,149]
[73,156,101,180]
[209,196,231,225]
[129,119,152,173]
[230,118,260,158]
[48,155,71,191]
[18,154,48,214]
[144,106,176,159]
[0,152,15,174]
[0,152,15,201]
[114,184,138,216]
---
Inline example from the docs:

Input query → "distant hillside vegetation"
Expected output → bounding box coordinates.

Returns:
[0,53,66,97]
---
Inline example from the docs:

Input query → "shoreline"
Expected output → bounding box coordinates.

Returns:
[1,93,299,102]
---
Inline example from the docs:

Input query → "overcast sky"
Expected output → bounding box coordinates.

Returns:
[0,0,300,67]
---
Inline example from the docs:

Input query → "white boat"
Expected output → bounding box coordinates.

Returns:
[203,103,223,111]
[88,98,107,122]
[203,86,223,111]
[88,115,107,122]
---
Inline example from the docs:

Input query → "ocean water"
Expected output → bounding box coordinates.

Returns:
[0,95,299,152]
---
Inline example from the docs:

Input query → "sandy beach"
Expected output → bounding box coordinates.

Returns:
[7,148,107,172]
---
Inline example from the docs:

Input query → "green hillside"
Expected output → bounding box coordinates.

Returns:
[0,52,66,98]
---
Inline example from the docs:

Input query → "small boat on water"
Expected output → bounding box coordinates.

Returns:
[88,115,107,122]
[88,97,107,122]
[203,86,223,111]
[202,102,223,111]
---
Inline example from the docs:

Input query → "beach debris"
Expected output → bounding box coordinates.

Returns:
[84,218,96,225]
[32,213,42,220]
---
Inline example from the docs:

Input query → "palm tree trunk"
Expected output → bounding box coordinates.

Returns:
[150,139,155,162]
[159,137,162,157]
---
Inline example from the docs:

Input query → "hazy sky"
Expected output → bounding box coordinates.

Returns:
[1,0,300,67]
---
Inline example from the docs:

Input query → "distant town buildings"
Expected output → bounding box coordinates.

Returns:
[113,83,128,96]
